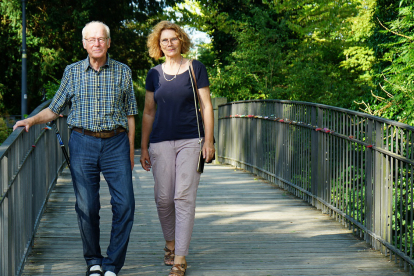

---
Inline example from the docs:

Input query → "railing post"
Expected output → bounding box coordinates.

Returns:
[275,102,284,187]
[212,98,227,163]
[365,119,373,245]
[1,155,10,276]
[372,121,381,250]
[311,106,319,208]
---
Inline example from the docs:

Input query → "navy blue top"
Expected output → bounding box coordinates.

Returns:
[145,60,210,143]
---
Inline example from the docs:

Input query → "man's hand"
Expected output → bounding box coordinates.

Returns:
[13,108,57,132]
[13,118,32,132]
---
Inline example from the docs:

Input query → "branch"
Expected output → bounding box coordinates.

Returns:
[377,17,412,40]
[378,83,394,98]
[353,100,373,115]
[370,90,385,101]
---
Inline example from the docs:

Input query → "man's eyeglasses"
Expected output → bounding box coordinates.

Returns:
[160,37,180,46]
[84,37,108,44]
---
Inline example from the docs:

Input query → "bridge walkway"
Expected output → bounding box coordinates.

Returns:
[21,150,408,275]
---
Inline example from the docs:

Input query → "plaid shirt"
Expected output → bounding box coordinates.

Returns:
[49,55,138,132]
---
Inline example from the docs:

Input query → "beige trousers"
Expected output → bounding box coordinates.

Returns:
[149,138,202,256]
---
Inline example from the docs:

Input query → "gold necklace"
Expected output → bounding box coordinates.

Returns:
[163,57,183,81]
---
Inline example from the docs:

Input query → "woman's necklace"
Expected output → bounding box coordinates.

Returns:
[163,57,183,81]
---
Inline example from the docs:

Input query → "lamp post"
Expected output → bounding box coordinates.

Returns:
[21,0,27,119]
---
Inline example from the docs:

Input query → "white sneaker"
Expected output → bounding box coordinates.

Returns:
[104,271,116,276]
[88,265,103,276]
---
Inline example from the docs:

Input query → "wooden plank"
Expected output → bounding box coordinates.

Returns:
[22,150,409,276]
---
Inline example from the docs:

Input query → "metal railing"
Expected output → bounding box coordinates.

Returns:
[0,100,69,276]
[218,100,414,274]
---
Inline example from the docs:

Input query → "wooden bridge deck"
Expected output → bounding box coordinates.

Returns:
[22,150,409,276]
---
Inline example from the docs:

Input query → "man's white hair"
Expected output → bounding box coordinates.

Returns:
[82,21,111,40]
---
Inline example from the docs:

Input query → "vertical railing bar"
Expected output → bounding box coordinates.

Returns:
[351,115,355,230]
[326,110,329,214]
[327,110,332,216]
[333,111,338,215]
[350,115,354,230]
[403,129,408,271]
[291,105,294,195]
[343,113,347,226]
[354,115,357,225]
[291,105,296,196]
[334,111,338,215]
[365,119,372,243]
[383,124,388,257]
[398,128,403,268]
[305,106,308,201]
[385,125,390,258]
[340,113,345,224]
[299,105,303,197]
[307,106,310,198]
[352,116,360,235]
[358,116,361,235]
[355,116,359,235]
[329,111,333,216]
[324,109,327,213]
[300,105,303,197]
[302,105,306,200]
[361,117,365,238]
[346,115,350,228]
[339,111,342,220]
[300,106,304,199]
[293,105,296,196]
[393,132,398,260]
[396,126,401,266]
[410,129,414,274]
[291,104,295,195]
[381,130,386,255]
[393,126,398,264]
[357,116,360,234]
[360,117,364,238]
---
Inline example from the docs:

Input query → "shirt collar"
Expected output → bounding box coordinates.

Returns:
[82,54,111,72]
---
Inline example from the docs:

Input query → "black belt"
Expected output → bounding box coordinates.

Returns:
[72,127,126,138]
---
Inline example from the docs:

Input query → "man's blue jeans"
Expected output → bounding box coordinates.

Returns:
[69,130,135,274]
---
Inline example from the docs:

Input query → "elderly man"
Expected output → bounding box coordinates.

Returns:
[14,21,137,276]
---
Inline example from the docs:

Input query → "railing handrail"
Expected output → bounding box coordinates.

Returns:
[0,100,52,160]
[219,99,414,131]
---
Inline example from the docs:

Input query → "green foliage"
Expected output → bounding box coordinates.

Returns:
[132,73,147,149]
[44,78,61,100]
[0,117,11,145]
[0,0,176,116]
[359,0,414,125]
[176,0,374,108]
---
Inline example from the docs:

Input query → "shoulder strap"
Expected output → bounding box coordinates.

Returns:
[189,60,203,145]
[189,60,205,122]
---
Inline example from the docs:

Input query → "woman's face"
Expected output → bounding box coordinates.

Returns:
[160,29,181,59]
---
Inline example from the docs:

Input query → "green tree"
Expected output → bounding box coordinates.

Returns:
[0,0,176,116]
[359,0,414,125]
[176,0,371,107]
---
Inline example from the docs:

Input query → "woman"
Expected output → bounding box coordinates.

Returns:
[140,21,215,276]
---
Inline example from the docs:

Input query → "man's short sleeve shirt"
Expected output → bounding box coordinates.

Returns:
[48,56,138,131]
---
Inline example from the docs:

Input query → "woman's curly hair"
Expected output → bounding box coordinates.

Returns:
[147,21,192,60]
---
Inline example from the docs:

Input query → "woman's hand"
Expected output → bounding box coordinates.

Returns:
[140,148,152,171]
[202,140,215,163]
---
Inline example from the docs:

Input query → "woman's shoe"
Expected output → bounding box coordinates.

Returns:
[168,262,187,276]
[164,246,175,266]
